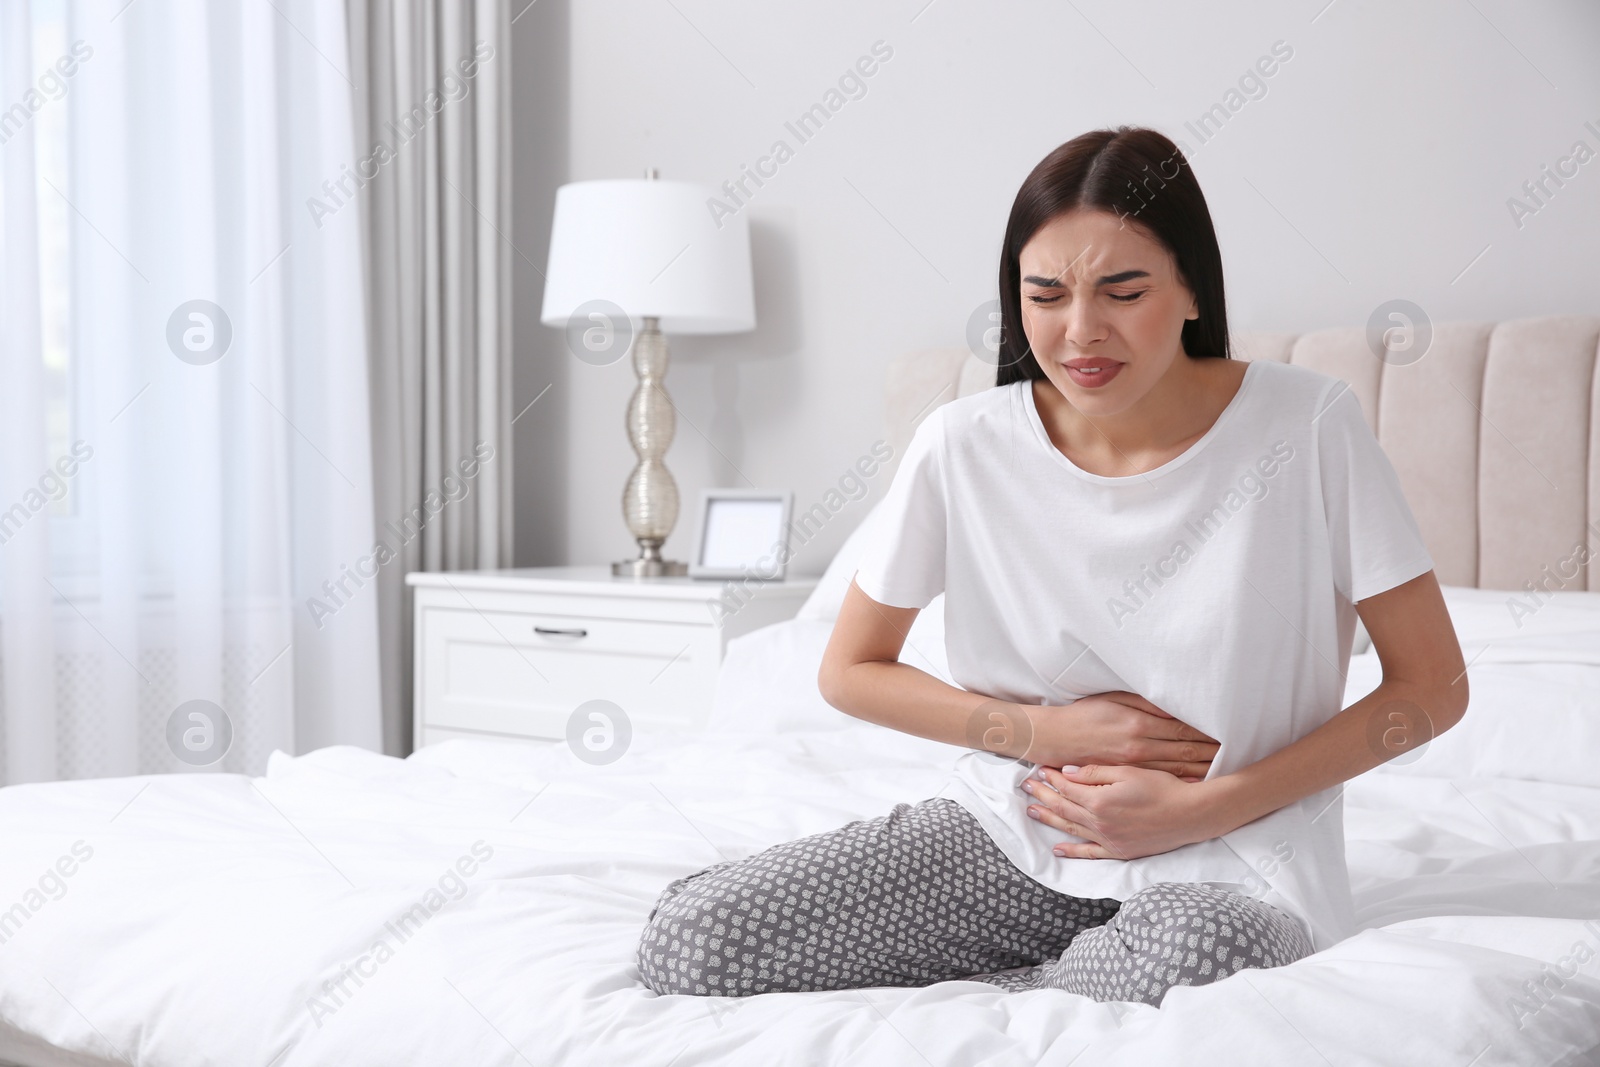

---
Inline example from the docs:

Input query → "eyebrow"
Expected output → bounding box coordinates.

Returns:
[1022,269,1150,287]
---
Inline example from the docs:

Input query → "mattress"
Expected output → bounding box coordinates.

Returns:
[2,608,1600,1066]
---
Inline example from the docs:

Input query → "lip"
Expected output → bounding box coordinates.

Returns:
[1060,360,1124,389]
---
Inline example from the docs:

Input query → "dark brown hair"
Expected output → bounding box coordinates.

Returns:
[995,127,1230,386]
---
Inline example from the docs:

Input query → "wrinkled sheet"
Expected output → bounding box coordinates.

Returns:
[2,719,1599,1067]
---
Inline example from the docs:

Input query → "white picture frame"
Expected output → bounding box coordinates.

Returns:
[687,488,794,581]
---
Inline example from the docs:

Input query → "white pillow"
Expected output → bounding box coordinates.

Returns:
[706,600,951,734]
[791,496,949,665]
[712,498,951,734]
[794,503,882,621]
[1352,615,1372,655]
[1436,584,1600,656]
[705,617,845,733]
[1347,586,1600,787]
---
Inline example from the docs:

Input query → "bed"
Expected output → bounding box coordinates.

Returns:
[2,315,1599,1066]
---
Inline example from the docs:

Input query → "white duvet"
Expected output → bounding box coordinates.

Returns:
[3,602,1600,1066]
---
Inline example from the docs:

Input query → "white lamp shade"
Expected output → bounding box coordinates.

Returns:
[540,179,755,335]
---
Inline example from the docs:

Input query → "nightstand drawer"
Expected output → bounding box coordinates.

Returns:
[441,605,706,656]
[407,565,819,752]
[419,606,718,739]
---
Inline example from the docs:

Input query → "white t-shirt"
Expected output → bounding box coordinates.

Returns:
[851,359,1435,953]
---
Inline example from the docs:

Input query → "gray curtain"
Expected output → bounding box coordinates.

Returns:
[346,0,514,756]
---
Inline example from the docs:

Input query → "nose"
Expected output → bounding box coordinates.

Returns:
[1061,290,1109,350]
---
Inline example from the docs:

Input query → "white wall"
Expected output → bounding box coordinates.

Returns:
[512,0,1600,573]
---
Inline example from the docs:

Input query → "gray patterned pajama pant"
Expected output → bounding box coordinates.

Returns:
[636,797,1313,1005]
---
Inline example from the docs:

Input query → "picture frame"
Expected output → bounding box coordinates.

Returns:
[687,488,794,581]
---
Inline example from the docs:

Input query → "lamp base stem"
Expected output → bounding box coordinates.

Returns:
[611,557,689,578]
[612,536,687,578]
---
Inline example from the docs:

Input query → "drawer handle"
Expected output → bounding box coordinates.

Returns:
[533,625,588,638]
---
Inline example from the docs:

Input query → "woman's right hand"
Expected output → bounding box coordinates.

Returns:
[1028,692,1218,781]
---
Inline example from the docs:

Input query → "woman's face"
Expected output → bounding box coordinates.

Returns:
[1016,208,1199,418]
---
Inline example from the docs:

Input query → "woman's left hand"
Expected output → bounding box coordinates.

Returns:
[1020,764,1220,860]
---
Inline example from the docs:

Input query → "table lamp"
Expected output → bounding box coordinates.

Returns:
[541,169,755,577]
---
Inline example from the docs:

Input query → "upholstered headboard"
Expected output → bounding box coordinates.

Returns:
[882,315,1600,592]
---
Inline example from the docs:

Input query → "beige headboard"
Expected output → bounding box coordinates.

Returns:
[883,315,1600,592]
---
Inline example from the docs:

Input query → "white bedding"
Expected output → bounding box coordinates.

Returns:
[3,612,1600,1065]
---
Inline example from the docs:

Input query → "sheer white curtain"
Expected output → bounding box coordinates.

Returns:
[0,0,382,784]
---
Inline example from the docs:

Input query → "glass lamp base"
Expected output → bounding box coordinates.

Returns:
[612,557,689,578]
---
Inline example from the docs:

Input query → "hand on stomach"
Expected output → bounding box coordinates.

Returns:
[1013,692,1226,860]
[1026,690,1217,781]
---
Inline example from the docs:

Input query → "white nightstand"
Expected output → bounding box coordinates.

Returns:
[406,566,818,749]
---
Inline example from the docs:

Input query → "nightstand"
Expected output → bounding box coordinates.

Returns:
[406,566,818,748]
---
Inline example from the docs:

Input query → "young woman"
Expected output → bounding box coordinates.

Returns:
[636,127,1468,1006]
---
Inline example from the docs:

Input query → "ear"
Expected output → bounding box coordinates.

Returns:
[1185,294,1199,321]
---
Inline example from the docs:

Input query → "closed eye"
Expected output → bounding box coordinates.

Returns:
[1027,290,1146,305]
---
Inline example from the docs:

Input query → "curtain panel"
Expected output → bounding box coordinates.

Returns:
[345,0,514,757]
